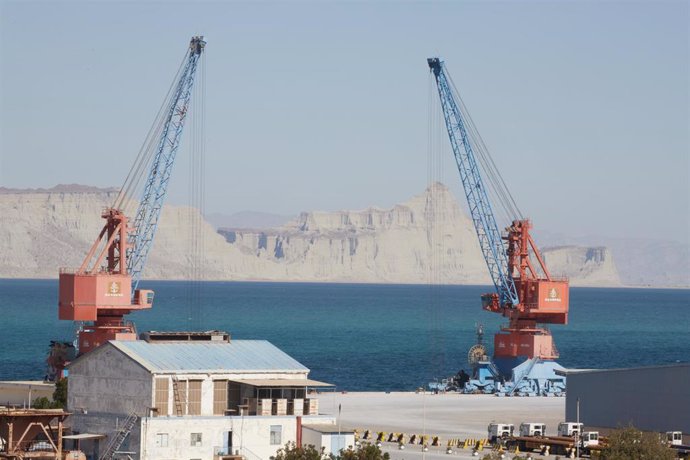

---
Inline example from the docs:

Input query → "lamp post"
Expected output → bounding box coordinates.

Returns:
[338,403,342,454]
[575,398,582,458]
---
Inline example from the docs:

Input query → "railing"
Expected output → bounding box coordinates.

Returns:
[240,398,316,416]
[98,411,138,460]
[59,267,80,274]
[59,267,111,275]
[238,446,263,460]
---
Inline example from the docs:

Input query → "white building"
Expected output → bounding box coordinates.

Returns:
[0,381,54,407]
[67,332,336,460]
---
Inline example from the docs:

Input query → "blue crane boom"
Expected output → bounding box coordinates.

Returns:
[427,57,519,308]
[128,36,206,289]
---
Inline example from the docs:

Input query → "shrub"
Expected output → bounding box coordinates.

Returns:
[598,426,675,460]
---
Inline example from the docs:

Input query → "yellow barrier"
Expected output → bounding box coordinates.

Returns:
[376,432,386,442]
[363,430,371,440]
[409,434,417,444]
[431,436,440,446]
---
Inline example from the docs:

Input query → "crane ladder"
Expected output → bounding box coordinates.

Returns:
[506,357,539,396]
[171,376,184,416]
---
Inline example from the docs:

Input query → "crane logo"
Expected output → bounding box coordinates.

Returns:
[105,281,123,297]
[545,288,561,302]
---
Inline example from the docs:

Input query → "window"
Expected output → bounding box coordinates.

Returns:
[270,425,282,445]
[213,380,228,415]
[154,378,169,417]
[190,433,202,447]
[228,382,241,409]
[188,380,202,415]
[155,433,169,447]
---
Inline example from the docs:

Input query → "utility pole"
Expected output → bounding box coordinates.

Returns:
[338,403,342,454]
[575,398,582,458]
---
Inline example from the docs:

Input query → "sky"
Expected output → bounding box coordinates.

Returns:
[0,0,688,243]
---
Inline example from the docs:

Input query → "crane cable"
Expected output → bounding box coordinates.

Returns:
[112,52,188,215]
[186,48,206,329]
[445,71,523,223]
[108,42,206,326]
[426,72,447,382]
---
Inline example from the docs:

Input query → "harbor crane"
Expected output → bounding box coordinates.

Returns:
[428,57,569,395]
[51,37,206,378]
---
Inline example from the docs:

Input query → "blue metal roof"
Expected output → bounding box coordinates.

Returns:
[110,340,308,374]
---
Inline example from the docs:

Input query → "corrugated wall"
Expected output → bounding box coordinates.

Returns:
[565,364,690,433]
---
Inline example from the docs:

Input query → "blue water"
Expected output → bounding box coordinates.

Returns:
[1,279,688,390]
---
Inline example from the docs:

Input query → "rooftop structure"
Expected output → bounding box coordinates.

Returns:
[106,339,308,374]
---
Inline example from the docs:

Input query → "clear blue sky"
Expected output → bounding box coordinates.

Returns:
[1,1,687,243]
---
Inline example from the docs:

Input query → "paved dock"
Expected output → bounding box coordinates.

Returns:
[316,392,566,459]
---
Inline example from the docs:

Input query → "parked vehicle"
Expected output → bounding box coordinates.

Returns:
[487,423,514,443]
[519,422,546,437]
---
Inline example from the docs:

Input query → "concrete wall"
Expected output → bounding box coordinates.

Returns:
[67,343,152,459]
[565,364,690,433]
[68,343,152,416]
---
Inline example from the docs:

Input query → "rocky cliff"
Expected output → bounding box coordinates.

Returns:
[0,184,622,286]
[218,183,622,286]
[541,246,621,287]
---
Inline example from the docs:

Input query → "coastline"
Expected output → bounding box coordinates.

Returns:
[1,276,687,290]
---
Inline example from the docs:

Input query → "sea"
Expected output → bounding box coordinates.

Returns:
[1,279,688,391]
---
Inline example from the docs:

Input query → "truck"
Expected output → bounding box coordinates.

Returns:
[668,431,683,446]
[558,422,583,437]
[500,422,602,457]
[519,422,546,437]
[666,432,690,459]
[487,423,515,443]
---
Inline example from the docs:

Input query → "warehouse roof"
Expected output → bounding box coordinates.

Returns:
[105,339,309,374]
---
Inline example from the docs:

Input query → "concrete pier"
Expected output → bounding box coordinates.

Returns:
[316,392,565,459]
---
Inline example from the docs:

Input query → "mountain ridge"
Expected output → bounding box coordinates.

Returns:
[0,183,640,287]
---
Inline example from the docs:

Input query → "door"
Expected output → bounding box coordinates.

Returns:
[223,430,233,455]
